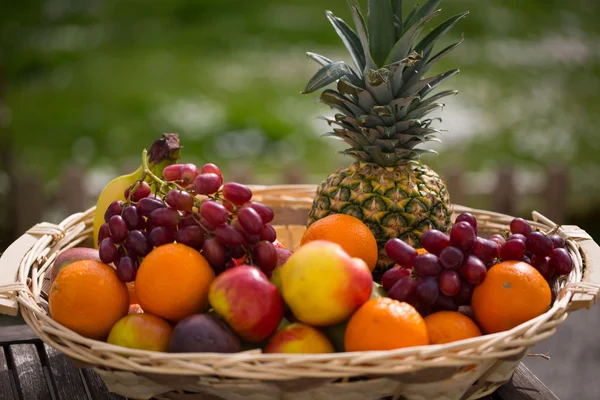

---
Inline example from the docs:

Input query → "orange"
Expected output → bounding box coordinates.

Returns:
[424,311,482,344]
[471,260,551,334]
[48,260,129,340]
[344,297,429,352]
[135,243,214,322]
[416,248,428,255]
[301,214,378,272]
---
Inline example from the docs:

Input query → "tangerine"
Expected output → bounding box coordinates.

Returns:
[471,260,551,334]
[344,297,429,352]
[424,311,482,344]
[135,243,214,322]
[301,214,378,272]
[48,260,129,340]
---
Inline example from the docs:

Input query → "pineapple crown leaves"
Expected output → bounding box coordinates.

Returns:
[302,0,468,166]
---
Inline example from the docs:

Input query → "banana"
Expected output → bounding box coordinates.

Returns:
[92,133,182,248]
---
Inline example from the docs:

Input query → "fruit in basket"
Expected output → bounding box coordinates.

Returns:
[300,214,378,272]
[169,314,241,353]
[264,323,334,354]
[423,311,481,344]
[107,313,173,352]
[301,1,469,276]
[208,265,284,343]
[344,297,428,352]
[135,243,214,322]
[93,133,181,247]
[471,260,552,334]
[48,260,129,340]
[49,247,101,285]
[280,240,372,326]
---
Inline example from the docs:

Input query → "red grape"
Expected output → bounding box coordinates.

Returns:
[98,223,111,245]
[276,247,293,267]
[508,233,527,243]
[199,200,229,227]
[526,231,553,257]
[384,238,417,268]
[104,200,123,223]
[549,234,565,249]
[180,164,199,185]
[416,277,439,306]
[215,225,246,246]
[200,163,223,179]
[387,276,417,302]
[520,255,531,264]
[253,241,278,271]
[413,253,442,277]
[531,255,553,279]
[163,164,183,181]
[202,238,226,269]
[248,202,275,224]
[499,239,526,260]
[433,293,458,311]
[450,221,476,252]
[455,213,478,235]
[116,256,137,282]
[453,280,473,305]
[194,173,222,195]
[489,234,506,246]
[125,230,152,256]
[471,237,499,264]
[108,215,128,243]
[439,246,464,270]
[460,255,487,285]
[222,200,235,213]
[149,208,179,229]
[99,237,119,264]
[222,182,252,205]
[381,267,412,292]
[122,205,140,230]
[238,207,263,235]
[175,225,205,249]
[199,217,217,231]
[148,227,176,247]
[549,248,573,276]
[137,197,166,217]
[259,224,277,243]
[438,270,461,296]
[166,190,194,212]
[420,229,451,255]
[510,217,533,236]
[125,181,151,202]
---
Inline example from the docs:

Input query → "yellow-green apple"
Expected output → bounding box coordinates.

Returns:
[264,323,334,354]
[107,313,172,352]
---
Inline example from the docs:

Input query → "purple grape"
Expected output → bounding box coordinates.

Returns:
[499,239,526,261]
[234,221,260,245]
[438,270,461,297]
[238,207,263,235]
[202,238,226,269]
[199,217,217,231]
[98,223,111,245]
[122,206,140,230]
[149,207,179,229]
[525,250,533,259]
[384,238,417,268]
[248,202,275,224]
[508,233,527,243]
[253,241,278,271]
[194,173,222,195]
[456,213,478,235]
[439,246,464,270]
[215,225,246,247]
[526,231,553,257]
[148,227,176,247]
[180,163,199,185]
[549,234,565,249]
[108,215,128,243]
[510,217,533,236]
[200,201,229,227]
[471,237,499,264]
[99,237,119,264]
[549,248,573,276]
[177,211,196,228]
[460,255,487,285]
[125,230,152,256]
[381,267,412,292]
[175,225,205,248]
[413,253,442,277]
[125,181,151,202]
[531,255,553,280]
[104,200,123,223]
[387,276,417,302]
[116,256,137,282]
[453,280,474,305]
[259,224,277,243]
[222,182,252,205]
[420,229,451,255]
[137,197,166,217]
[520,255,532,264]
[230,246,246,259]
[450,221,476,252]
[489,234,506,246]
[415,277,439,306]
[166,190,194,212]
[433,293,458,311]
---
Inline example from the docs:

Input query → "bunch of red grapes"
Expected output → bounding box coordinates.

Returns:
[382,212,573,315]
[97,162,279,282]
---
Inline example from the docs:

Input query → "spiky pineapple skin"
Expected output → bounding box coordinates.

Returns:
[307,161,452,278]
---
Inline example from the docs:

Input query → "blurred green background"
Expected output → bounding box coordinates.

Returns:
[1,0,600,243]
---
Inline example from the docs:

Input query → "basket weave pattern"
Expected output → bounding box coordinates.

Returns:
[1,184,599,400]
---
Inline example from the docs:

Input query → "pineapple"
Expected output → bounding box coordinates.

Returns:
[302,0,468,276]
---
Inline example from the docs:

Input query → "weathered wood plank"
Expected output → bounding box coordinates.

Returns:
[492,363,560,400]
[0,324,38,344]
[43,344,88,400]
[0,346,17,400]
[7,343,52,400]
[81,368,128,400]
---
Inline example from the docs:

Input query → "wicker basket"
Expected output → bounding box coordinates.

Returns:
[1,184,599,400]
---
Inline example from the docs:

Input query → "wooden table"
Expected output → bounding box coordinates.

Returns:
[0,322,559,400]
